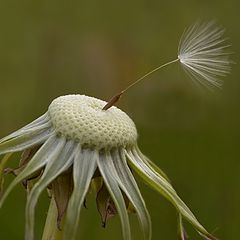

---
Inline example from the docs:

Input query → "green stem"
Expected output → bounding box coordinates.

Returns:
[42,197,63,240]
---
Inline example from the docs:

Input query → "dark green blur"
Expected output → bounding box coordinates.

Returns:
[0,1,239,239]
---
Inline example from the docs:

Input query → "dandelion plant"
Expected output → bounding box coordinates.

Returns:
[0,21,231,240]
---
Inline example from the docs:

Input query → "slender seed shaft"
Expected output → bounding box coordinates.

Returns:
[102,58,179,110]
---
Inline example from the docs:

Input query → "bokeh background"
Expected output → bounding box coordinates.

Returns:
[0,0,239,239]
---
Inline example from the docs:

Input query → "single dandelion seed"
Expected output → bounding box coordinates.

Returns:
[103,21,232,110]
[0,95,217,240]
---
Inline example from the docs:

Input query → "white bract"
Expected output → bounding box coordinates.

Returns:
[0,95,216,240]
[178,21,231,89]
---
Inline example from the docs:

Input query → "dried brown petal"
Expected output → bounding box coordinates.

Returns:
[22,170,43,189]
[3,146,41,178]
[96,184,117,228]
[90,176,103,193]
[51,171,73,230]
[19,146,41,167]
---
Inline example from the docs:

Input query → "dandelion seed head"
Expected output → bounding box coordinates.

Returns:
[49,95,137,149]
[178,21,232,89]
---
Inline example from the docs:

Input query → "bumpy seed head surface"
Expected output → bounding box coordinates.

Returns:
[48,95,138,149]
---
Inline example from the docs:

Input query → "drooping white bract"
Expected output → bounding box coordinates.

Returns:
[178,21,231,89]
[0,95,216,240]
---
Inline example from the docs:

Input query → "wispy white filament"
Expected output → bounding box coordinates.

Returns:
[178,21,231,89]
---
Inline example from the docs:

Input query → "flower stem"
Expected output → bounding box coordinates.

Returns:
[42,197,63,240]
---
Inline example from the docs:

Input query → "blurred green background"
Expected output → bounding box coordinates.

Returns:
[0,0,239,239]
